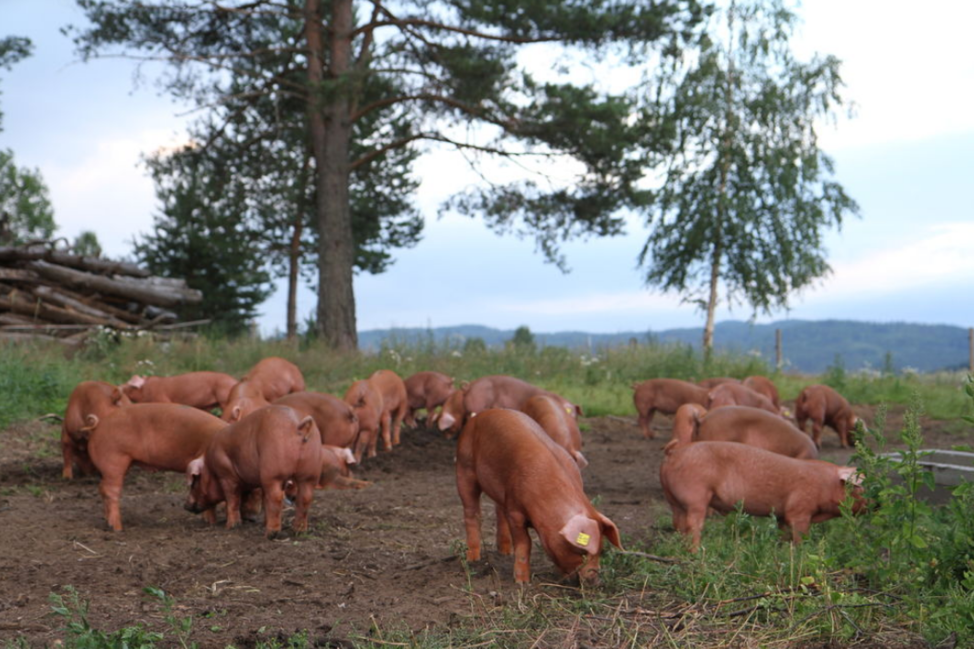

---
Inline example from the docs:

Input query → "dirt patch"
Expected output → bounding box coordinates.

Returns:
[0,401,964,646]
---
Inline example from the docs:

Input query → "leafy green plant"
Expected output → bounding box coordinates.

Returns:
[49,586,163,648]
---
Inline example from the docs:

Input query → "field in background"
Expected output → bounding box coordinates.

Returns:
[1,334,973,648]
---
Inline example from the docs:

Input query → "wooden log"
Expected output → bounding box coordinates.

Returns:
[1,324,93,333]
[25,260,202,307]
[0,268,42,282]
[0,294,118,327]
[0,246,150,277]
[0,313,37,325]
[32,286,131,327]
[0,331,76,346]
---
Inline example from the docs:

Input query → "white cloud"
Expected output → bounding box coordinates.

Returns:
[43,130,192,258]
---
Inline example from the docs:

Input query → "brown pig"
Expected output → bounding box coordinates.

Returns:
[122,371,237,411]
[795,384,862,448]
[742,375,781,411]
[707,382,780,416]
[344,379,384,461]
[438,375,580,438]
[403,371,455,428]
[697,377,740,390]
[223,357,306,418]
[184,405,322,537]
[317,445,370,490]
[273,392,359,449]
[61,381,131,479]
[368,369,408,449]
[667,404,818,460]
[84,404,227,531]
[632,378,709,439]
[660,440,865,550]
[455,409,622,585]
[522,394,588,469]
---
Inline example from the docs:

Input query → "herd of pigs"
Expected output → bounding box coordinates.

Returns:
[56,358,866,586]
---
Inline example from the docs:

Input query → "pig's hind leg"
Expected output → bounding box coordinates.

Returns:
[457,475,484,562]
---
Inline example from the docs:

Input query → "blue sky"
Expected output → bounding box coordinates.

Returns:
[2,0,973,336]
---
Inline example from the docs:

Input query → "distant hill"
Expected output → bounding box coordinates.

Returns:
[359,320,972,374]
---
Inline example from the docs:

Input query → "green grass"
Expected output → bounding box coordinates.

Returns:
[3,335,974,647]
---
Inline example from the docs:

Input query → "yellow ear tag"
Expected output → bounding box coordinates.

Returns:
[564,406,573,414]
[576,532,590,547]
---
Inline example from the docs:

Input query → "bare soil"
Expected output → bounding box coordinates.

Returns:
[0,401,962,647]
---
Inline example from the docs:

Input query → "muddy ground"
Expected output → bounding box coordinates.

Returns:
[0,400,963,647]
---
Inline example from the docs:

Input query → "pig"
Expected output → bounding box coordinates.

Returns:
[456,409,621,585]
[522,394,588,469]
[222,357,306,419]
[795,384,862,448]
[368,369,408,449]
[61,381,131,479]
[742,375,781,411]
[707,382,780,416]
[317,445,370,490]
[121,371,237,411]
[631,378,709,439]
[660,440,865,550]
[184,405,322,537]
[241,356,306,402]
[667,404,818,460]
[84,404,227,531]
[438,375,580,438]
[403,371,455,428]
[273,392,359,449]
[344,379,384,461]
[221,380,270,422]
[697,377,740,390]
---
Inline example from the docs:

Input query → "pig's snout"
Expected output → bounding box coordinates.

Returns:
[184,499,204,514]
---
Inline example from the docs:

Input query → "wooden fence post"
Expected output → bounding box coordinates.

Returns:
[776,328,782,371]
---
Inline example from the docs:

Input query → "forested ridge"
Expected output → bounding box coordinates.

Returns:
[360,319,971,373]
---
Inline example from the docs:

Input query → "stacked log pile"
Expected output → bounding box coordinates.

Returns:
[0,244,205,346]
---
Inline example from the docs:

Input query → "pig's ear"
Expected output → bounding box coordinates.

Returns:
[573,404,584,418]
[559,514,600,555]
[227,406,242,423]
[186,456,204,486]
[438,412,456,431]
[597,512,624,550]
[837,466,863,486]
[341,448,356,465]
[573,451,589,469]
[297,415,317,441]
[110,387,127,405]
[128,375,145,389]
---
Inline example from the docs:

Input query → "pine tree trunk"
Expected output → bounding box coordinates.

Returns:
[305,0,358,350]
[286,153,312,341]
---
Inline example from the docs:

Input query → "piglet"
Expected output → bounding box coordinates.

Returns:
[439,375,580,438]
[660,440,865,551]
[742,375,781,411]
[223,357,306,419]
[368,369,408,449]
[61,380,131,479]
[795,384,862,448]
[122,371,237,411]
[318,445,370,490]
[456,408,621,585]
[707,382,780,416]
[344,379,384,461]
[84,404,227,531]
[632,378,709,439]
[185,405,322,537]
[273,391,359,449]
[522,394,588,469]
[667,404,818,460]
[403,371,454,428]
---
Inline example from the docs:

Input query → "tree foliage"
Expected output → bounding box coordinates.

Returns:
[134,147,274,336]
[0,149,56,245]
[637,0,859,350]
[69,0,708,348]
